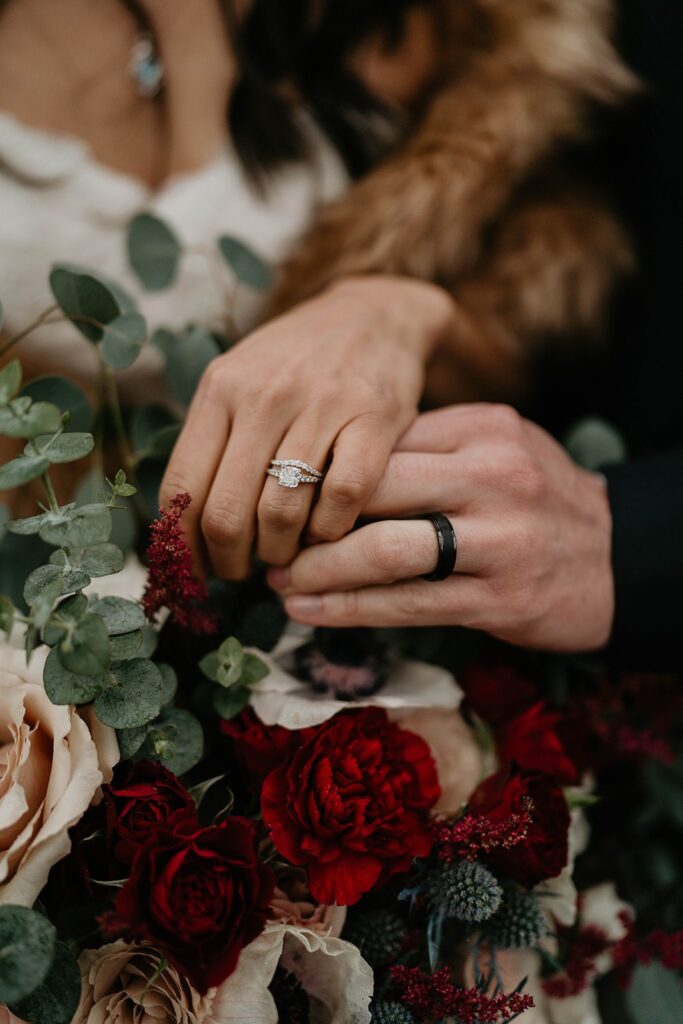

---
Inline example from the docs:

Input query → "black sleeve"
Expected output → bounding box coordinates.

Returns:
[602,451,683,670]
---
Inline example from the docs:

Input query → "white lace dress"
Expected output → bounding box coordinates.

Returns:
[0,110,347,399]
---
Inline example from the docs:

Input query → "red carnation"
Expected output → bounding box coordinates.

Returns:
[496,702,582,785]
[261,707,440,906]
[221,708,313,785]
[104,818,274,992]
[102,760,198,866]
[468,767,570,888]
[460,662,539,727]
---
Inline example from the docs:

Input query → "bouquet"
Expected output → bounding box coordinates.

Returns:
[0,222,680,1024]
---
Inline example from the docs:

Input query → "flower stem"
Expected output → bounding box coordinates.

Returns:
[0,305,61,358]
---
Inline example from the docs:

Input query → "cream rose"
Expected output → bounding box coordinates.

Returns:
[0,639,119,906]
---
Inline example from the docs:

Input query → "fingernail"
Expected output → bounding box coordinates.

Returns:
[267,567,290,590]
[285,594,323,617]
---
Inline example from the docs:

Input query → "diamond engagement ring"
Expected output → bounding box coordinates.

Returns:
[267,459,324,489]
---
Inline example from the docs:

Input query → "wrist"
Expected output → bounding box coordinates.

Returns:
[328,275,456,360]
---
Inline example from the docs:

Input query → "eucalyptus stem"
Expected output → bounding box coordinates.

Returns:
[41,471,60,513]
[0,304,61,358]
[100,359,136,481]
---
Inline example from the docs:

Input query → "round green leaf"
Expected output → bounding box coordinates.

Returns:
[216,636,244,687]
[42,593,88,646]
[22,376,94,433]
[58,612,110,675]
[109,629,143,660]
[44,647,105,704]
[0,594,14,634]
[24,564,63,605]
[136,707,204,776]
[159,662,178,705]
[0,454,50,490]
[9,939,81,1024]
[127,213,181,290]
[88,595,146,635]
[101,312,148,369]
[94,658,163,728]
[40,503,112,547]
[153,326,220,407]
[27,433,94,464]
[79,542,124,578]
[0,359,22,405]
[6,505,75,537]
[116,725,148,759]
[217,235,273,290]
[0,905,56,1005]
[213,683,251,720]
[0,401,62,440]
[241,652,270,686]
[49,265,120,341]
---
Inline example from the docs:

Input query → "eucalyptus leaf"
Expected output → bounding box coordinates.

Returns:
[0,400,62,440]
[94,658,163,728]
[101,312,148,369]
[153,326,220,407]
[58,612,110,675]
[199,650,220,682]
[6,505,75,536]
[159,663,178,705]
[42,593,88,646]
[216,636,244,687]
[217,235,273,290]
[79,542,124,577]
[40,503,112,547]
[0,594,14,634]
[27,432,94,464]
[22,376,94,433]
[24,564,64,604]
[109,629,143,660]
[0,359,21,405]
[241,652,270,686]
[213,684,251,720]
[0,905,56,1006]
[565,417,628,470]
[49,265,120,341]
[8,939,81,1024]
[44,648,105,704]
[116,725,149,760]
[89,595,146,635]
[135,707,204,776]
[0,454,50,489]
[127,213,181,290]
[30,576,63,629]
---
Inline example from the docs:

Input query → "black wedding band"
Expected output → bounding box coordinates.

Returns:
[423,513,457,581]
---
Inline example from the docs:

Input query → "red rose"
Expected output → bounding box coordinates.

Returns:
[460,662,539,727]
[221,708,311,784]
[106,818,275,992]
[261,707,440,906]
[496,702,581,785]
[469,767,570,888]
[103,760,198,866]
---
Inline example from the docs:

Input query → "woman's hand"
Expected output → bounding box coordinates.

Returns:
[269,404,615,652]
[160,277,454,579]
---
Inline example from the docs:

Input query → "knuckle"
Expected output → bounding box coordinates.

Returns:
[506,449,545,500]
[258,495,304,533]
[366,526,411,582]
[487,404,523,438]
[159,468,192,507]
[201,501,245,547]
[327,465,373,509]
[338,589,361,622]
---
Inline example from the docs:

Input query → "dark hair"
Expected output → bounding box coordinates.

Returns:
[225,0,429,185]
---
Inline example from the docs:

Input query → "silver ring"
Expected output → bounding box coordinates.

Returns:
[267,459,324,489]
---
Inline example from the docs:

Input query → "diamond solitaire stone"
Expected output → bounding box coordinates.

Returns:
[278,465,302,488]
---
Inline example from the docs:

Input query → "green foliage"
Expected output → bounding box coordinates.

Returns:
[217,235,273,290]
[25,432,94,464]
[89,594,146,634]
[93,658,163,728]
[0,358,22,404]
[22,376,94,432]
[132,706,205,776]
[426,860,503,923]
[127,212,181,290]
[565,416,628,470]
[0,905,56,1005]
[100,312,148,369]
[626,962,683,1024]
[0,593,14,634]
[43,647,105,704]
[8,940,81,1024]
[213,684,251,720]
[201,635,269,689]
[0,452,50,488]
[153,325,220,407]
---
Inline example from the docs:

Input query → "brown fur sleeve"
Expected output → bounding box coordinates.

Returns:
[265,0,637,318]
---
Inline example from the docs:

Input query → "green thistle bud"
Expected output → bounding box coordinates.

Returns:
[483,887,547,949]
[371,1001,416,1024]
[426,860,503,922]
[343,908,409,970]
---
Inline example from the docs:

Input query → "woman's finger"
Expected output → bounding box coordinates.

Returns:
[362,452,474,518]
[283,575,487,628]
[307,414,398,543]
[159,385,229,571]
[269,516,479,596]
[256,414,335,567]
[202,405,289,579]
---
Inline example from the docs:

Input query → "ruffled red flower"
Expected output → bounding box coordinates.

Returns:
[221,708,313,785]
[102,760,198,866]
[496,702,582,785]
[261,707,440,906]
[467,766,570,888]
[460,661,539,727]
[103,818,274,992]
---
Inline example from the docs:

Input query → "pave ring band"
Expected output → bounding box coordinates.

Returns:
[422,513,458,581]
[267,459,324,489]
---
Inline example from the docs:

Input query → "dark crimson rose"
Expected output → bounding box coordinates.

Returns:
[221,708,311,784]
[469,767,570,888]
[102,760,198,866]
[460,662,539,727]
[107,818,275,992]
[496,702,581,785]
[261,707,440,906]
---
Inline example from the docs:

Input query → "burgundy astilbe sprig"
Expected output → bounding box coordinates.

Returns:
[390,966,534,1023]
[435,798,534,863]
[542,925,612,998]
[143,492,217,634]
